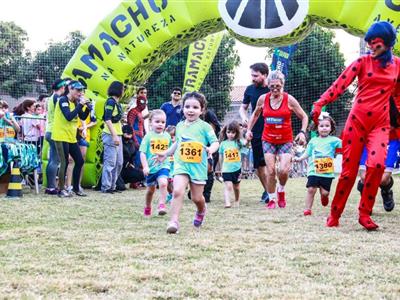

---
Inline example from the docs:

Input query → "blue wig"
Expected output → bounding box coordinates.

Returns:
[364,21,397,67]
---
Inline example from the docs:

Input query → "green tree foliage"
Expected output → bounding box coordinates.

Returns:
[33,31,85,91]
[269,26,354,132]
[0,21,35,98]
[146,34,240,120]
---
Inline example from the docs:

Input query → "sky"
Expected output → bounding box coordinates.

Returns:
[0,0,360,86]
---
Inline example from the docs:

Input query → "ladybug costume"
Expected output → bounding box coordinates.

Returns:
[311,22,400,230]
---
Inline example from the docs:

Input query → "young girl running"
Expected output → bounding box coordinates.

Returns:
[156,92,219,234]
[218,121,244,208]
[165,125,176,203]
[293,114,341,216]
[139,109,171,216]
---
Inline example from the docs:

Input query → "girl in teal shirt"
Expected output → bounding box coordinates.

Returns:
[140,110,171,217]
[294,115,341,216]
[156,92,219,234]
[218,121,245,208]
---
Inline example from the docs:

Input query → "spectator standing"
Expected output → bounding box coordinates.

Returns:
[44,78,66,195]
[160,87,183,126]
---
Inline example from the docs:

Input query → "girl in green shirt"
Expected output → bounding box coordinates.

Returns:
[156,92,219,234]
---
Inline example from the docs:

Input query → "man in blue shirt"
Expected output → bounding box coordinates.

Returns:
[160,87,183,126]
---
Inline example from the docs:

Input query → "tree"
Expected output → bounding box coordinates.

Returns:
[145,34,240,120]
[269,26,354,133]
[33,31,85,90]
[0,21,35,98]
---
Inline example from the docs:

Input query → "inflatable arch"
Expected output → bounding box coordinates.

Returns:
[43,0,400,186]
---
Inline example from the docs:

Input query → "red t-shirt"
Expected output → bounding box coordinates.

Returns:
[262,92,293,144]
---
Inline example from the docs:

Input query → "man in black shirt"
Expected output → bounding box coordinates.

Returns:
[239,63,270,203]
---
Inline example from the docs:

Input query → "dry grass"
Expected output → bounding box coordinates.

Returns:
[0,177,399,299]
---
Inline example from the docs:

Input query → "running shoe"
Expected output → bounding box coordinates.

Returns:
[144,207,151,217]
[266,200,276,209]
[193,209,207,228]
[158,204,167,216]
[167,221,179,234]
[277,191,286,208]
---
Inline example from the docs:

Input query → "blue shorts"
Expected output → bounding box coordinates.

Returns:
[78,138,89,147]
[360,140,400,171]
[146,168,169,186]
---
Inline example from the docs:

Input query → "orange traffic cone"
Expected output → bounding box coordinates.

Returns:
[6,161,23,198]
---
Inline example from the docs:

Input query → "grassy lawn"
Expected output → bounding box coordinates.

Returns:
[0,177,399,299]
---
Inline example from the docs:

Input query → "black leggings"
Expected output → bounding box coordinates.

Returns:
[55,141,84,192]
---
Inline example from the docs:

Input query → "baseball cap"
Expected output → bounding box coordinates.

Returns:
[51,79,66,90]
[70,81,86,90]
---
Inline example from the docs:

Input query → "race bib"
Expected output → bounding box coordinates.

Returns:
[150,139,169,154]
[6,127,15,138]
[314,157,334,174]
[179,141,202,163]
[224,149,240,162]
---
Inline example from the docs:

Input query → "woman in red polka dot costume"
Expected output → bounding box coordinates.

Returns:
[311,21,400,230]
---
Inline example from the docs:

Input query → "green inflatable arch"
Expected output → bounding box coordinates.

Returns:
[42,0,400,187]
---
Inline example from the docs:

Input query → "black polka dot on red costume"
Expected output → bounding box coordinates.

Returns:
[359,85,363,90]
[335,84,338,88]
[368,195,374,200]
[358,99,362,103]
[341,75,346,79]
[382,128,386,132]
[330,92,334,97]
[333,206,338,211]
[367,72,373,77]
[361,203,365,208]
[372,151,376,155]
[349,127,353,131]
[360,137,364,142]
[348,140,352,144]
[384,106,387,111]
[345,158,350,163]
[352,67,357,71]
[367,112,372,117]
[341,85,346,90]
[357,58,362,62]
[381,143,386,147]
[377,163,381,168]
[339,190,344,195]
[366,183,371,188]
[380,89,385,94]
[351,115,356,120]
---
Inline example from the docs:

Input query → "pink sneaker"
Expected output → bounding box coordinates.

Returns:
[303,209,312,216]
[266,200,276,209]
[193,209,207,228]
[277,191,286,208]
[144,207,151,217]
[167,221,179,234]
[158,203,167,216]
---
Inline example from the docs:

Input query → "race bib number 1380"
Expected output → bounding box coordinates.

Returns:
[179,141,202,163]
[314,157,334,174]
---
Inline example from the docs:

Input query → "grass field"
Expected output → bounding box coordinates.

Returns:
[0,177,399,299]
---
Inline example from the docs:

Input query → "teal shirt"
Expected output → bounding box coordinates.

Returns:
[219,140,242,173]
[306,136,342,178]
[139,131,171,174]
[173,119,218,181]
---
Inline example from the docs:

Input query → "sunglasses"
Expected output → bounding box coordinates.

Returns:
[269,85,282,89]
[173,92,181,95]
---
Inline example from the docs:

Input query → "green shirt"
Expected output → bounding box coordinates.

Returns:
[219,140,242,173]
[306,136,342,178]
[173,119,218,181]
[139,131,171,174]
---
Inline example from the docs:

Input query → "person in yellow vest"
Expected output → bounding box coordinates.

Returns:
[44,79,66,194]
[101,81,124,193]
[52,81,90,197]
[65,102,97,193]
